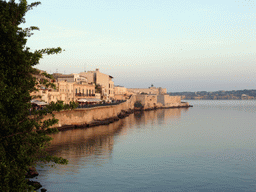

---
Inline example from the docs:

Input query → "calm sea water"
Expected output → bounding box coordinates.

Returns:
[37,100,256,192]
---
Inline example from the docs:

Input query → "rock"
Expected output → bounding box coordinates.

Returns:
[25,167,39,178]
[118,110,130,119]
[117,113,125,119]
[74,124,88,128]
[88,121,102,127]
[41,188,47,192]
[27,180,42,190]
[58,125,75,131]
[113,116,120,121]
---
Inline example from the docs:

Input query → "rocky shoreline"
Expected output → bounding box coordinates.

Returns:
[25,167,45,191]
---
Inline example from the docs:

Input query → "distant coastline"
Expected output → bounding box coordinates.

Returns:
[169,89,256,100]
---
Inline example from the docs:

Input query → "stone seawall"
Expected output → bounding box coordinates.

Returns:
[43,95,191,130]
[43,95,136,129]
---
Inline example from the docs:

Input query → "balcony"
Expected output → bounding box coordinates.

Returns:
[75,93,95,97]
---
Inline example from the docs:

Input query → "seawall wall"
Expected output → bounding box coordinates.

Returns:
[42,95,190,129]
[43,95,136,128]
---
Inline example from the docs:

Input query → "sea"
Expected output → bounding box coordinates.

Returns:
[36,100,256,192]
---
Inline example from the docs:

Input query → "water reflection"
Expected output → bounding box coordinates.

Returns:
[39,102,256,192]
[47,121,124,164]
[47,108,188,164]
[133,108,188,126]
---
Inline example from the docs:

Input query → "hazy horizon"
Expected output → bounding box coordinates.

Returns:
[22,0,255,92]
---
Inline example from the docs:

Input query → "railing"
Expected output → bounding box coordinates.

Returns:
[77,100,126,108]
[75,93,95,96]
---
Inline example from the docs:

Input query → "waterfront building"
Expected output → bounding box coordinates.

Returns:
[114,85,128,100]
[31,70,97,104]
[241,94,254,100]
[157,94,181,107]
[136,94,159,109]
[79,69,114,100]
[127,85,181,108]
[73,81,96,101]
[52,73,87,83]
[127,86,167,95]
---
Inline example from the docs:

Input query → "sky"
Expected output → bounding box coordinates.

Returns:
[20,0,256,92]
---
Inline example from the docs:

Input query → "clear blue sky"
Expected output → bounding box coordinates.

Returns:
[21,0,256,92]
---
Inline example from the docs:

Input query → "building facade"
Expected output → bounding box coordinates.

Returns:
[127,86,167,95]
[136,94,158,109]
[31,79,96,104]
[157,95,181,107]
[114,85,128,100]
[80,69,114,100]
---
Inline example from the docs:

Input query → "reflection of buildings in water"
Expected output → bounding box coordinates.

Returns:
[41,121,126,175]
[47,120,125,166]
[117,108,190,136]
[44,107,190,173]
[157,108,181,125]
[131,108,189,126]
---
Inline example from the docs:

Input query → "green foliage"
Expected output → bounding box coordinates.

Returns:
[0,1,74,191]
[95,84,102,94]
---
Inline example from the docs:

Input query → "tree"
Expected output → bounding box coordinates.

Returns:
[0,1,76,191]
[95,84,102,94]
